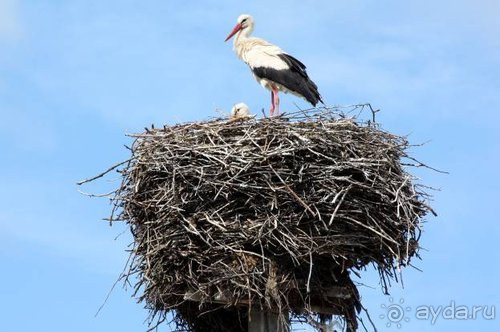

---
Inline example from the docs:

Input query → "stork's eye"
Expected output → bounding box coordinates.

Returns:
[241,18,247,24]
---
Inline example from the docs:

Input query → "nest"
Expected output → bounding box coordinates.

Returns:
[97,107,434,331]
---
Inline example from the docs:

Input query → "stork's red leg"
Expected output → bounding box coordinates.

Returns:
[270,90,275,116]
[273,87,280,116]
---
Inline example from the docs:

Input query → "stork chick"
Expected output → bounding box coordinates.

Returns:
[230,102,251,120]
[225,14,323,116]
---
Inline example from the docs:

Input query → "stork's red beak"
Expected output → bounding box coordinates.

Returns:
[224,23,242,42]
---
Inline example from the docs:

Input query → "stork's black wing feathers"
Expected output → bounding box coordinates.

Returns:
[278,53,307,76]
[253,65,323,106]
[278,53,323,105]
[250,53,323,106]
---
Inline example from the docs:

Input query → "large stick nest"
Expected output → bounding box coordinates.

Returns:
[106,107,434,331]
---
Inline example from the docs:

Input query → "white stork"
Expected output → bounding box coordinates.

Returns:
[230,102,251,120]
[225,14,323,116]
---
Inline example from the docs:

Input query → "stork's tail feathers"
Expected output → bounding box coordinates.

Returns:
[305,78,323,106]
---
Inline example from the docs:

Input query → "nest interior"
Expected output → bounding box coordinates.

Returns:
[109,108,433,331]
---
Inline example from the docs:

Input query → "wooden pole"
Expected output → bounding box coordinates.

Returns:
[248,309,290,332]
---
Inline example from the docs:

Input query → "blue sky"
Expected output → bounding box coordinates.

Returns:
[0,0,499,331]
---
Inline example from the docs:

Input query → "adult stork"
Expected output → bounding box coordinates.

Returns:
[225,14,323,116]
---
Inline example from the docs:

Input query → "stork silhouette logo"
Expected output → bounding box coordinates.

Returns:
[379,298,412,328]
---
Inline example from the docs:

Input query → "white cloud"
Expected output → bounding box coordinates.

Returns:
[0,0,21,41]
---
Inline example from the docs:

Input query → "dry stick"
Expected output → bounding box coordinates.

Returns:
[95,249,135,317]
[268,164,317,216]
[359,304,378,332]
[77,158,132,185]
[328,186,352,226]
[306,251,313,294]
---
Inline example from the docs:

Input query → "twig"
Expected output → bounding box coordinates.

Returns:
[77,159,132,185]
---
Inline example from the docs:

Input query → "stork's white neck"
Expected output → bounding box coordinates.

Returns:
[233,26,253,60]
